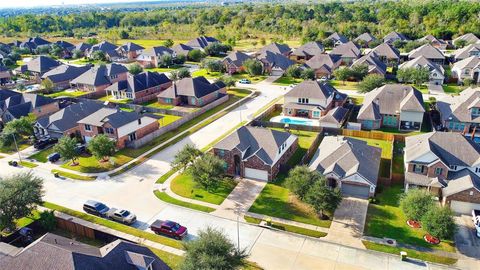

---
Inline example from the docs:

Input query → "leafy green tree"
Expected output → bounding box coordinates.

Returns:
[86,38,99,45]
[35,46,50,55]
[463,78,474,86]
[392,40,406,49]
[0,115,35,148]
[91,50,106,61]
[286,65,302,78]
[181,226,247,270]
[39,210,57,231]
[174,54,187,65]
[333,67,351,84]
[158,54,173,67]
[285,166,319,201]
[41,78,55,93]
[351,64,369,81]
[119,29,129,39]
[49,44,63,58]
[163,39,174,48]
[128,63,143,75]
[172,144,203,171]
[454,39,467,48]
[170,67,191,81]
[243,59,263,76]
[301,68,316,80]
[305,178,342,219]
[399,189,434,221]
[412,66,430,85]
[323,38,334,48]
[422,206,456,239]
[204,43,231,56]
[187,49,204,62]
[54,136,80,165]
[358,74,385,93]
[218,76,236,89]
[72,49,83,59]
[202,59,224,73]
[0,172,44,231]
[88,134,116,161]
[404,41,426,53]
[2,57,14,67]
[189,153,226,191]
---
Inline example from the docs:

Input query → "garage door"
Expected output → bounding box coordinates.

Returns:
[270,69,284,76]
[244,168,269,181]
[451,200,480,215]
[341,183,370,199]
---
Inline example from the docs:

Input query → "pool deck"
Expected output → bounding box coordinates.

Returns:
[270,115,321,127]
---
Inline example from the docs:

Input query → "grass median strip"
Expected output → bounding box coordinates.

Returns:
[20,161,38,168]
[362,241,458,265]
[154,190,216,213]
[43,202,184,250]
[244,216,327,238]
[51,169,97,181]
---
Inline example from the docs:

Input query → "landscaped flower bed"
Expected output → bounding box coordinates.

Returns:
[407,219,421,228]
[424,234,440,245]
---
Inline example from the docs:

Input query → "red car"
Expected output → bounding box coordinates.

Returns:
[150,220,188,239]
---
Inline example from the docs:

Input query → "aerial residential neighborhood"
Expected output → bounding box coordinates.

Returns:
[0,1,480,270]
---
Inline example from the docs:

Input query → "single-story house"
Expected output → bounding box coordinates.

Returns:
[436,87,480,133]
[408,43,445,65]
[371,42,401,66]
[116,42,145,61]
[325,32,349,47]
[303,54,342,78]
[186,36,220,50]
[318,107,349,128]
[1,93,59,123]
[257,42,291,57]
[106,71,172,103]
[41,64,91,91]
[398,56,445,85]
[383,31,409,44]
[351,52,387,77]
[451,56,480,84]
[137,46,176,68]
[453,33,479,46]
[453,43,480,62]
[290,41,325,62]
[309,136,381,198]
[256,50,295,76]
[330,41,361,65]
[70,63,128,97]
[354,33,377,47]
[417,35,448,50]
[222,51,251,74]
[212,126,298,181]
[15,55,61,81]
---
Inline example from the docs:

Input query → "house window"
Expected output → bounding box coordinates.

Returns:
[128,132,137,141]
[472,107,480,117]
[85,124,92,131]
[413,164,423,173]
[138,119,142,125]
[218,149,225,157]
[313,111,320,118]
[166,98,172,104]
[105,128,114,134]
[191,97,196,104]
[450,165,457,170]
[434,167,443,175]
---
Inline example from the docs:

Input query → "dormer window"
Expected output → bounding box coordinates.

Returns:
[297,98,309,104]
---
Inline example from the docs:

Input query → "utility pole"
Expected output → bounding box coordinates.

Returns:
[12,133,22,163]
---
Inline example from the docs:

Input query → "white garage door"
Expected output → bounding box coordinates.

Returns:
[244,168,269,181]
[270,69,284,76]
[450,200,480,215]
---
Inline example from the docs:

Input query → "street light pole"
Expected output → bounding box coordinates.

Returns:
[12,133,22,163]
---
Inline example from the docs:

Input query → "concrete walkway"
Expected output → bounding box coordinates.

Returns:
[246,212,330,234]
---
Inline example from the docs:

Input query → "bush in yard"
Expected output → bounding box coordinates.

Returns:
[170,68,191,81]
[128,63,143,75]
[305,178,342,219]
[454,39,467,48]
[218,76,236,89]
[204,43,231,56]
[421,206,456,240]
[243,59,263,76]
[39,210,57,231]
[72,49,83,59]
[54,136,80,166]
[351,64,369,81]
[174,54,186,65]
[91,50,106,61]
[189,153,226,191]
[301,68,316,80]
[358,74,385,93]
[41,78,55,94]
[399,188,435,221]
[202,59,224,73]
[158,54,173,68]
[463,78,474,86]
[172,144,203,171]
[285,166,321,201]
[163,39,174,48]
[87,134,116,162]
[187,49,204,62]
[181,226,247,270]
[285,65,302,78]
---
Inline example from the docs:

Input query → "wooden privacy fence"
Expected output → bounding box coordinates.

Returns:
[341,129,394,141]
[56,217,95,239]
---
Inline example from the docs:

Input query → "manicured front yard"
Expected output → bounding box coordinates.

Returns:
[443,83,466,95]
[191,69,223,79]
[272,76,303,86]
[153,190,216,213]
[170,173,237,205]
[328,80,359,90]
[28,147,55,162]
[244,216,327,238]
[231,73,267,83]
[365,185,456,253]
[0,140,31,154]
[45,89,87,98]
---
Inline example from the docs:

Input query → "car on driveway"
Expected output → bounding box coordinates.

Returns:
[34,137,58,150]
[47,152,61,163]
[106,208,137,225]
[239,79,251,84]
[150,220,188,239]
[83,200,110,217]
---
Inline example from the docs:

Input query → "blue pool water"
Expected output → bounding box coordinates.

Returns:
[272,116,317,126]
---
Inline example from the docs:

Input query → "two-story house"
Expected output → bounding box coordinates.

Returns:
[137,46,176,68]
[15,56,61,82]
[222,51,251,74]
[357,84,425,131]
[408,43,445,65]
[436,87,480,134]
[453,43,480,62]
[116,42,145,61]
[70,63,128,97]
[0,92,59,123]
[398,56,445,85]
[329,41,361,65]
[404,132,480,214]
[451,56,480,85]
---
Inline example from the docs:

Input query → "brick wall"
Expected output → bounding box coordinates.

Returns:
[132,81,173,104]
[116,120,159,148]
[426,161,449,178]
[444,187,480,205]
[33,102,60,118]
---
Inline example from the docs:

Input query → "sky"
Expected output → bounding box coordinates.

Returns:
[0,0,159,8]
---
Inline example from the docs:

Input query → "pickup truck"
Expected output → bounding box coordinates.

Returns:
[105,208,137,225]
[473,209,480,237]
[150,220,188,239]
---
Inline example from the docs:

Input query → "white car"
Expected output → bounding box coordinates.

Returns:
[472,209,480,237]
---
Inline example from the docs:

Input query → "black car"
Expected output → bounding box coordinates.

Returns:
[83,200,110,217]
[47,152,61,163]
[34,137,58,150]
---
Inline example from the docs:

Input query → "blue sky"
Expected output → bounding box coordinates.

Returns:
[0,0,158,8]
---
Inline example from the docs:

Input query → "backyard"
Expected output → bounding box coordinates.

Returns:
[443,83,466,95]
[328,79,359,90]
[142,99,174,110]
[45,89,87,98]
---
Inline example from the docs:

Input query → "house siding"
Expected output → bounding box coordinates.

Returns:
[444,187,480,205]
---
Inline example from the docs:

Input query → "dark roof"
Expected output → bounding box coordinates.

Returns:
[158,76,224,99]
[0,89,20,102]
[408,43,445,60]
[27,37,51,47]
[119,42,145,52]
[54,40,74,49]
[77,107,149,128]
[70,64,128,86]
[16,56,61,74]
[257,51,294,71]
[326,32,349,44]
[75,42,92,52]
[258,42,291,55]
[140,46,174,58]
[106,71,171,94]
[90,41,118,54]
[172,44,193,55]
[186,36,219,49]
[3,93,57,119]
[222,51,251,67]
[352,52,387,75]
[41,65,91,84]
[291,41,325,57]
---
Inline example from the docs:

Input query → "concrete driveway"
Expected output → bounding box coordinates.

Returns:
[455,215,480,259]
[324,197,369,249]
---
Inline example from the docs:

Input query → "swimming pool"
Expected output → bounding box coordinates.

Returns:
[270,116,320,126]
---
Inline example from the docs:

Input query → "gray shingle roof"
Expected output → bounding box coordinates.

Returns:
[90,41,118,54]
[303,54,341,71]
[140,46,174,58]
[453,33,479,44]
[354,33,377,43]
[119,42,145,52]
[74,42,92,52]
[286,80,346,105]
[291,42,325,57]
[352,52,387,75]
[16,56,61,74]
[330,41,361,58]
[77,107,148,128]
[437,87,480,124]
[172,44,193,55]
[41,64,91,84]
[442,169,480,197]
[408,43,445,60]
[399,56,444,76]
[453,56,480,70]
[319,107,348,125]
[157,76,224,99]
[383,31,409,43]
[70,64,128,86]
[258,42,291,55]
[186,36,219,49]
[453,43,480,61]
[222,51,251,67]
[256,50,294,71]
[54,40,74,50]
[326,32,349,44]
[27,37,51,47]
[106,71,170,94]
[2,93,57,119]
[371,43,400,60]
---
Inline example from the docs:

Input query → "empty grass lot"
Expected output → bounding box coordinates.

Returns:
[170,173,237,205]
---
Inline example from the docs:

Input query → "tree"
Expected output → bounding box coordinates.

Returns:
[41,78,55,93]
[351,64,369,81]
[412,66,430,85]
[454,39,467,48]
[305,178,342,219]
[422,206,456,239]
[170,67,191,81]
[88,134,116,161]
[397,67,413,83]
[49,44,63,58]
[399,189,434,221]
[204,43,231,56]
[54,136,80,165]
[323,39,334,48]
[86,37,99,45]
[128,63,143,75]
[174,54,187,65]
[2,57,14,67]
[91,50,106,61]
[243,59,263,76]
[286,65,302,78]
[0,172,44,231]
[358,74,385,93]
[218,76,236,89]
[392,40,406,49]
[333,67,351,85]
[119,29,129,39]
[187,49,204,62]
[285,166,319,201]
[202,59,224,73]
[158,54,173,68]
[181,226,247,270]
[189,153,226,191]
[172,144,203,171]
[163,39,174,48]
[0,116,35,148]
[301,68,316,80]
[463,78,474,86]
[72,49,83,59]
[39,210,57,231]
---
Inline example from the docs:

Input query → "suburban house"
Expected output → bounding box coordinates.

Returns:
[371,42,401,66]
[73,42,92,57]
[222,51,251,74]
[408,43,445,65]
[436,87,480,133]
[417,35,448,50]
[0,65,12,85]
[329,41,361,65]
[105,71,172,103]
[157,76,226,107]
[41,64,91,91]
[309,136,381,198]
[453,33,479,46]
[87,41,118,59]
[357,84,425,131]
[257,42,291,57]
[325,32,349,46]
[283,80,347,120]
[290,41,325,62]
[317,107,349,128]
[256,50,295,76]
[16,37,51,52]
[137,46,176,68]
[404,132,480,214]
[212,126,298,181]
[53,40,75,58]
[451,56,480,84]
[383,31,409,44]
[0,233,171,270]
[398,56,445,85]
[78,107,159,149]
[0,93,59,123]
[186,36,219,50]
[15,55,61,81]
[70,64,129,97]
[351,52,387,77]
[354,33,377,47]
[453,43,480,62]
[116,42,145,61]
[172,44,194,56]
[34,100,104,139]
[303,54,342,78]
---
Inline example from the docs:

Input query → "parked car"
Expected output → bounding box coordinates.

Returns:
[238,79,251,84]
[47,152,61,163]
[150,220,188,239]
[75,143,86,154]
[472,209,480,237]
[34,137,58,150]
[83,200,110,217]
[105,208,137,225]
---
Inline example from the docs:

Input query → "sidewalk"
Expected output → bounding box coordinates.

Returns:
[245,212,329,234]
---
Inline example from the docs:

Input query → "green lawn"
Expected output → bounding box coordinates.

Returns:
[20,161,38,168]
[142,99,175,110]
[29,147,55,162]
[443,84,466,95]
[149,247,184,270]
[328,80,359,90]
[45,90,87,98]
[1,211,40,237]
[350,95,364,105]
[392,141,405,174]
[170,173,237,205]
[244,216,327,238]
[272,76,303,86]
[98,96,132,104]
[365,185,456,253]
[230,73,267,83]
[191,69,223,79]
[154,190,216,213]
[145,65,183,73]
[0,140,31,154]
[116,39,189,49]
[156,114,182,126]
[52,169,97,181]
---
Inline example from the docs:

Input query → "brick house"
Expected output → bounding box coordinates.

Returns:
[436,87,480,134]
[222,51,251,74]
[408,43,445,65]
[70,64,128,97]
[137,46,176,68]
[303,54,342,79]
[212,126,298,181]
[329,41,361,65]
[14,55,61,82]
[41,64,91,91]
[77,107,159,149]
[1,92,59,123]
[290,41,324,62]
[157,76,226,107]
[404,132,480,214]
[106,71,172,103]
[116,42,145,61]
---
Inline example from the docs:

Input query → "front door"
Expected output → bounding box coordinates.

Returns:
[234,155,241,176]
